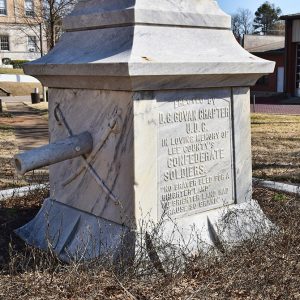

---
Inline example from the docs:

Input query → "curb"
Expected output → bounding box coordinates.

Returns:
[0,184,49,201]
[253,178,300,195]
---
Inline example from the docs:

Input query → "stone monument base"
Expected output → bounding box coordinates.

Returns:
[15,198,274,262]
[15,199,135,263]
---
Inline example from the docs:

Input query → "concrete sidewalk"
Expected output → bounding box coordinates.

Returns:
[4,102,48,151]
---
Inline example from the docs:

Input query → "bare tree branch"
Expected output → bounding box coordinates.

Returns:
[11,0,77,53]
[232,8,254,43]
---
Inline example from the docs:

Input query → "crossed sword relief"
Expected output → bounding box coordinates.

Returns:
[54,104,120,204]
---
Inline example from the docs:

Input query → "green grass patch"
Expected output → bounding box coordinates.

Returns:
[273,193,288,202]
[0,124,13,131]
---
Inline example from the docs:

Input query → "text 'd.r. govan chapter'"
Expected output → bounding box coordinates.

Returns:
[157,97,235,218]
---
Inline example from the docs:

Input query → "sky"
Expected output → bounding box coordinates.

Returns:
[217,0,299,15]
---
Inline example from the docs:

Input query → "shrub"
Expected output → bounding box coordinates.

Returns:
[2,58,11,65]
[11,60,29,69]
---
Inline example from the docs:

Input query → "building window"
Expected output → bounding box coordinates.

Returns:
[25,0,34,17]
[28,36,37,52]
[0,36,9,51]
[0,0,7,15]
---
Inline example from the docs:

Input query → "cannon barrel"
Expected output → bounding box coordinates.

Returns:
[14,131,93,175]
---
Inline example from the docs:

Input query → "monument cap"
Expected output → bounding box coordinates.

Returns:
[63,0,231,31]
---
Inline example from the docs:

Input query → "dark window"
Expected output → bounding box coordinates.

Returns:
[0,0,7,15]
[25,0,34,17]
[0,36,9,51]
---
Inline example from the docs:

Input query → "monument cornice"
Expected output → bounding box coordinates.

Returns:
[24,24,274,90]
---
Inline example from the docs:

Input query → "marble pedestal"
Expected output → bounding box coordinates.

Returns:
[16,0,275,262]
[16,87,273,261]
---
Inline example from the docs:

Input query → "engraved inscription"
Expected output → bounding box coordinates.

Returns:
[158,97,234,218]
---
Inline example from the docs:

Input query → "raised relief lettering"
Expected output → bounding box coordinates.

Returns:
[158,97,234,218]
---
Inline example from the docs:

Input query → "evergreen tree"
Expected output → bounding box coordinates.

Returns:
[253,1,282,35]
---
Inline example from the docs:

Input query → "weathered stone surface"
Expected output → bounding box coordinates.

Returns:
[14,131,93,175]
[133,88,253,224]
[157,90,233,218]
[15,198,134,262]
[48,89,134,227]
[16,0,275,261]
[24,1,274,91]
[63,0,231,30]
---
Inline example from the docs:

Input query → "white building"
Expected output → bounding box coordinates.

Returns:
[0,0,46,64]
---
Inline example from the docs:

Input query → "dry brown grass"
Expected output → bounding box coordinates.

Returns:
[0,112,299,299]
[251,113,300,184]
[0,82,42,96]
[0,114,23,189]
[0,187,299,299]
[0,68,24,75]
[23,102,48,119]
[24,102,48,112]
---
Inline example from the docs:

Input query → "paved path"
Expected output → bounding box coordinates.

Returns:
[1,95,31,103]
[4,102,48,151]
[251,104,300,115]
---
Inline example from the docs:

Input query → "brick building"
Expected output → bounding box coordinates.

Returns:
[0,0,46,64]
[243,34,285,95]
[281,13,300,97]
